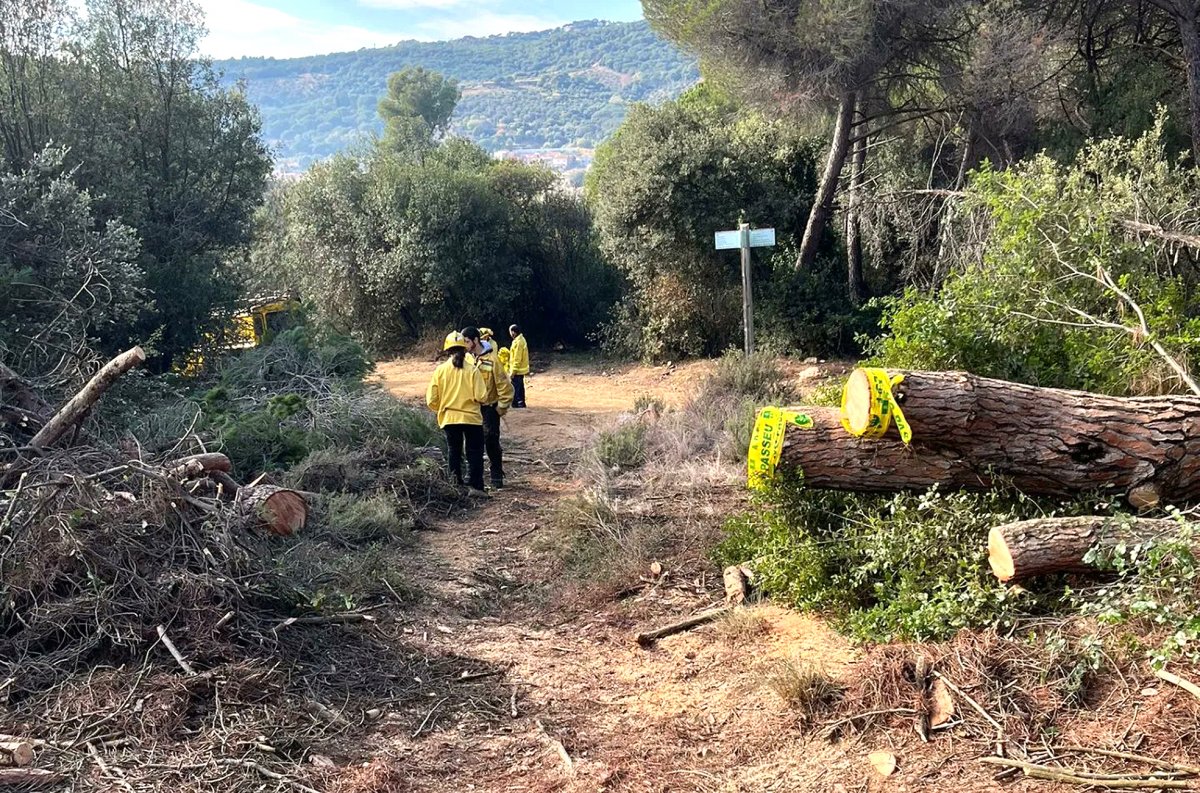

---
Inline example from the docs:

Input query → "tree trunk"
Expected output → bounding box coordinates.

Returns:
[779,407,991,493]
[988,516,1183,582]
[831,368,1200,504]
[846,106,868,305]
[1177,10,1200,165]
[166,453,232,479]
[29,347,146,449]
[797,92,856,271]
[238,485,307,536]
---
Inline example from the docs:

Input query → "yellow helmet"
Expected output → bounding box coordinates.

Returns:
[479,327,495,340]
[443,331,468,351]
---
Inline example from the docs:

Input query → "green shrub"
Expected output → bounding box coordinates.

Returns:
[595,422,648,470]
[716,475,1086,643]
[707,350,795,404]
[868,117,1200,396]
[1078,519,1200,667]
[324,492,414,544]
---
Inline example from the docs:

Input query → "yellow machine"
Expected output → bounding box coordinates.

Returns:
[178,294,300,374]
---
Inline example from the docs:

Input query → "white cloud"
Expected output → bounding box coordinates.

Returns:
[198,0,408,59]
[416,11,565,40]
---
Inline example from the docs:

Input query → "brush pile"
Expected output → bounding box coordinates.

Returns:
[0,344,484,790]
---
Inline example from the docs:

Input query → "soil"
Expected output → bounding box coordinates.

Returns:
[368,354,1191,792]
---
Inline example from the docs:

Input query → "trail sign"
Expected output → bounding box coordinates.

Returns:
[715,224,776,355]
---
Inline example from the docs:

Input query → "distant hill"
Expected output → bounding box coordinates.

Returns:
[216,20,699,172]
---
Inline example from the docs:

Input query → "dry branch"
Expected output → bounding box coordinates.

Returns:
[634,606,730,647]
[30,346,146,449]
[976,757,1192,788]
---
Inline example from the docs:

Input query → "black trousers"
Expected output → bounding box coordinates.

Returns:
[443,423,484,490]
[481,404,504,483]
[512,374,526,407]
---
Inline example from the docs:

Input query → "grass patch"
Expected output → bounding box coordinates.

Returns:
[763,658,842,720]
[715,607,772,645]
[324,492,414,544]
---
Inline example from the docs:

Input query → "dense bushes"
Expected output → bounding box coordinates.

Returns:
[587,85,870,361]
[268,135,619,353]
[870,118,1200,396]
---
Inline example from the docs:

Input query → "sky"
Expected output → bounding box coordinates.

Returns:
[197,0,645,59]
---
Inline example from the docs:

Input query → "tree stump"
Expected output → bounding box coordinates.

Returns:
[0,740,33,767]
[987,516,1183,581]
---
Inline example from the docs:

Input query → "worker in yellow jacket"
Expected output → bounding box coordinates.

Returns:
[507,324,529,408]
[463,326,514,489]
[426,331,489,496]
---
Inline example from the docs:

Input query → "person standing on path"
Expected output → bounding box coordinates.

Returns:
[426,331,489,497]
[463,326,513,489]
[508,324,529,408]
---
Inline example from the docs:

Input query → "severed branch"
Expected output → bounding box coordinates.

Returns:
[30,346,146,449]
[1118,218,1200,250]
[156,624,196,676]
[1153,667,1200,702]
[634,606,731,647]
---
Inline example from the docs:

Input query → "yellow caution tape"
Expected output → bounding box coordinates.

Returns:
[840,367,912,444]
[747,407,815,490]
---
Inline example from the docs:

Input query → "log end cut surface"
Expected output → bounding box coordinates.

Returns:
[987,527,1016,582]
[242,485,308,536]
[841,368,872,436]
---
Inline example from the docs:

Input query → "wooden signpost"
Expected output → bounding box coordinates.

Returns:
[715,223,776,355]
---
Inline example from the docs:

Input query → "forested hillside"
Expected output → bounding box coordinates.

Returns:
[216,20,697,169]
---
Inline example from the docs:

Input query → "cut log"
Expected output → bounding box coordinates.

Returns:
[166,453,232,479]
[805,369,1200,504]
[238,485,307,536]
[0,741,33,767]
[0,768,60,786]
[988,516,1182,582]
[723,564,754,605]
[30,346,146,449]
[779,407,996,492]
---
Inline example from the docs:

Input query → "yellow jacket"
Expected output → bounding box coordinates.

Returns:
[426,357,488,428]
[508,334,530,375]
[468,343,515,411]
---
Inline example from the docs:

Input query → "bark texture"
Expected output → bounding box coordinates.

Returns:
[845,106,868,305]
[797,92,855,271]
[988,516,1183,582]
[835,369,1200,503]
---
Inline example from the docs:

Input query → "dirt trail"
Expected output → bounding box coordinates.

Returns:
[370,355,980,792]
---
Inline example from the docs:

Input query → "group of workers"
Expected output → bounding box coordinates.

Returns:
[425,324,530,497]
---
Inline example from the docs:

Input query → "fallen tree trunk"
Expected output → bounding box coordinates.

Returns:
[780,408,996,492]
[238,485,307,536]
[988,516,1183,582]
[825,369,1200,504]
[30,346,146,449]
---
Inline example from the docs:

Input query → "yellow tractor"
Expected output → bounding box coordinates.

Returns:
[178,293,300,374]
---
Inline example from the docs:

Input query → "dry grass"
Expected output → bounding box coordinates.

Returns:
[763,657,843,721]
[715,606,773,645]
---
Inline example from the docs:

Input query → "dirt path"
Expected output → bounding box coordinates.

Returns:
[370,355,1006,792]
